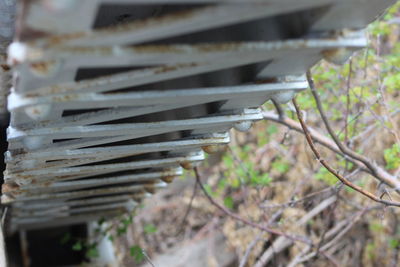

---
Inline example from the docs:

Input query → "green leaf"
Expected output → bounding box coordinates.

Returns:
[267,125,278,135]
[259,173,272,185]
[250,172,271,186]
[116,226,127,236]
[85,247,99,259]
[368,21,391,37]
[315,167,337,186]
[122,215,133,226]
[222,154,234,168]
[366,243,376,260]
[236,167,248,180]
[223,196,234,209]
[229,177,241,189]
[204,184,216,197]
[130,245,145,263]
[72,241,83,251]
[384,73,400,94]
[384,144,400,170]
[143,224,157,234]
[217,178,227,190]
[345,186,355,193]
[389,238,400,249]
[271,159,290,174]
[369,222,384,233]
[243,145,252,153]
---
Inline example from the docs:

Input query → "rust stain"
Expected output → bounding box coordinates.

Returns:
[25,62,200,97]
[196,43,242,53]
[154,63,198,74]
[7,173,32,179]
[30,107,40,115]
[132,193,145,202]
[29,60,57,75]
[98,8,199,34]
[52,93,79,102]
[19,27,51,43]
[321,48,340,59]
[255,77,279,84]
[2,182,20,193]
[201,145,222,154]
[144,186,156,194]
[161,176,175,183]
[132,45,183,54]
[45,32,86,47]
[59,46,112,55]
[1,64,10,71]
[180,161,194,170]
[30,7,203,48]
[132,43,247,54]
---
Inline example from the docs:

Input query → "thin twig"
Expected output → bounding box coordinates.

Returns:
[239,236,262,267]
[390,209,400,267]
[254,196,338,267]
[297,208,367,264]
[142,248,155,267]
[315,199,338,256]
[262,111,370,174]
[176,181,198,235]
[377,75,400,144]
[227,146,256,220]
[193,167,312,245]
[307,71,376,170]
[263,109,400,195]
[260,186,334,209]
[292,97,400,207]
[321,252,341,267]
[344,59,352,145]
[287,246,312,267]
[306,71,400,191]
[363,46,370,79]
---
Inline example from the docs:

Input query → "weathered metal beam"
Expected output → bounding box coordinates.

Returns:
[2,0,395,232]
[23,2,328,46]
[5,152,204,183]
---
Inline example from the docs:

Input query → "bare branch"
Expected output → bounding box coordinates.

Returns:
[263,108,400,193]
[193,167,312,245]
[263,110,370,174]
[254,196,338,267]
[306,71,400,192]
[315,199,338,256]
[292,97,400,207]
[297,208,367,264]
[176,181,198,235]
[344,59,352,144]
[239,236,262,267]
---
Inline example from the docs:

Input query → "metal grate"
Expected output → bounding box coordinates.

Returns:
[1,0,396,231]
